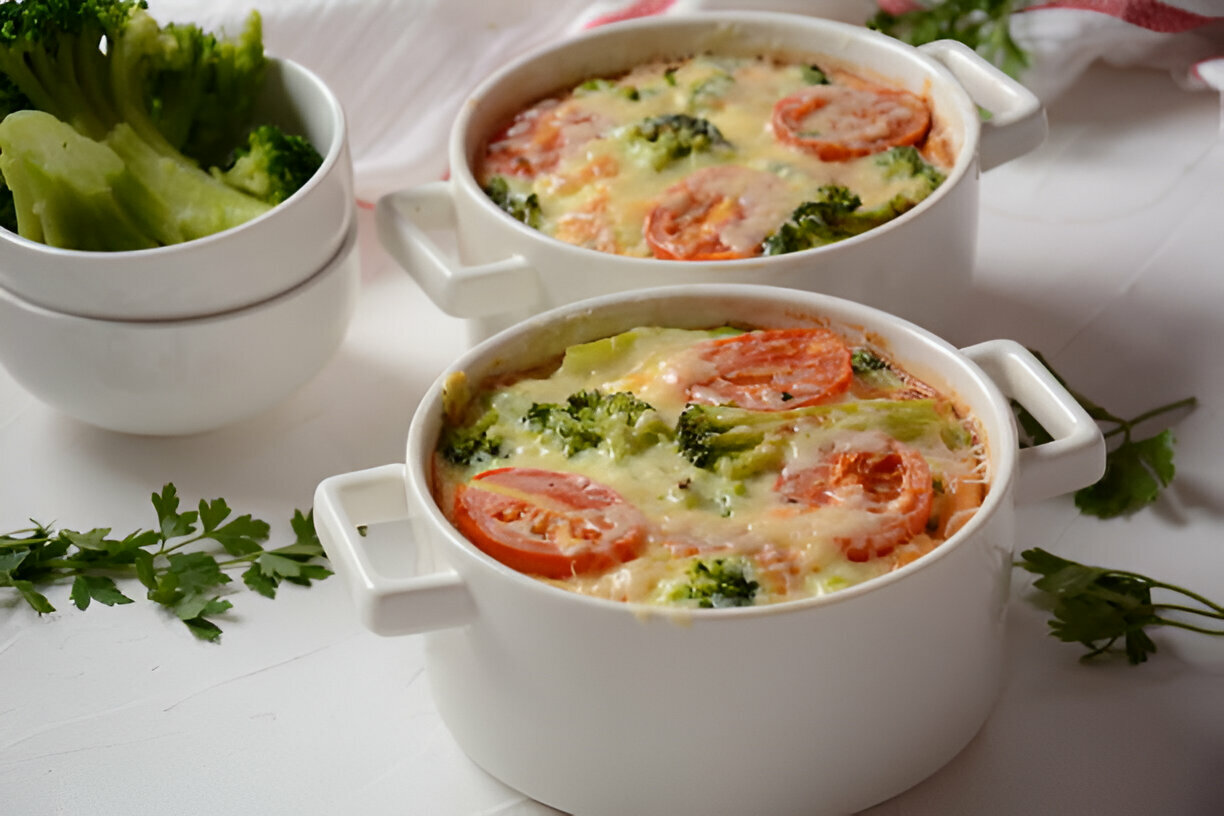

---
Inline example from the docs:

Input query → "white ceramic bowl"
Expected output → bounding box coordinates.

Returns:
[0,221,359,435]
[0,57,354,321]
[314,285,1104,816]
[376,12,1047,344]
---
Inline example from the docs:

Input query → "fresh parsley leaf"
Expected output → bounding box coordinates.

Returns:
[868,0,1031,79]
[1017,548,1224,664]
[0,483,330,641]
[1075,430,1176,518]
[70,575,134,611]
[1014,350,1195,518]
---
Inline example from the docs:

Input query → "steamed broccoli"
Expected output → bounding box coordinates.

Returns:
[675,403,793,478]
[0,1,321,250]
[762,148,946,255]
[440,406,502,466]
[526,390,670,458]
[761,185,867,255]
[484,176,542,228]
[875,145,946,192]
[669,557,759,608]
[625,113,731,171]
[676,399,970,479]
[217,125,324,205]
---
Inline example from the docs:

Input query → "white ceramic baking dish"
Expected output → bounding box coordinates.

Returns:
[376,12,1046,344]
[314,284,1104,816]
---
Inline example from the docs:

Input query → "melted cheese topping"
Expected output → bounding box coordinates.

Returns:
[433,327,988,609]
[476,55,948,258]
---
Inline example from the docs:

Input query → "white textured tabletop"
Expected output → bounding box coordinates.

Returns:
[3,2,1224,815]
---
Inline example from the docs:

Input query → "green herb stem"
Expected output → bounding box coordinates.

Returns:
[1101,396,1199,440]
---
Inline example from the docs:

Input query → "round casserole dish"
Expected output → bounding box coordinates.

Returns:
[314,284,1104,816]
[375,12,1047,344]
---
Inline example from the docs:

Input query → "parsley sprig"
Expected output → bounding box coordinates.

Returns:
[1013,350,1196,518]
[868,0,1031,79]
[1018,548,1224,665]
[0,483,331,641]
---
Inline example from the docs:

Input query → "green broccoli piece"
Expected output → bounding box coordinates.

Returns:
[688,71,734,111]
[762,149,946,255]
[216,124,323,205]
[801,64,830,85]
[676,399,968,479]
[675,403,793,478]
[526,390,669,459]
[0,110,156,250]
[761,185,867,255]
[0,1,321,250]
[142,10,267,168]
[484,176,542,229]
[626,113,731,171]
[440,406,502,466]
[874,145,946,193]
[851,348,889,373]
[575,77,640,101]
[669,557,759,608]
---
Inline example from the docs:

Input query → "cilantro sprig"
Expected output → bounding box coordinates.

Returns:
[1018,548,1224,665]
[868,0,1031,79]
[1013,350,1197,518]
[0,484,331,641]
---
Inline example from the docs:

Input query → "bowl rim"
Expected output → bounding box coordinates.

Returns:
[406,283,1018,620]
[0,55,348,262]
[447,10,983,267]
[0,211,358,326]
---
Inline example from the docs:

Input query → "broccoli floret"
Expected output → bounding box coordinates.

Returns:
[762,149,946,255]
[484,176,542,228]
[575,78,639,101]
[669,557,759,608]
[675,403,793,478]
[526,390,669,459]
[801,64,830,85]
[216,124,323,205]
[851,348,889,373]
[688,71,734,111]
[0,110,157,250]
[677,399,969,478]
[0,1,320,249]
[761,185,867,255]
[142,11,267,168]
[440,406,502,466]
[626,113,731,171]
[874,145,945,192]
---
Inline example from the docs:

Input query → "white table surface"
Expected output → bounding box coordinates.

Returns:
[4,17,1224,816]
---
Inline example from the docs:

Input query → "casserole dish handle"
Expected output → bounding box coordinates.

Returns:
[962,340,1106,506]
[376,181,542,318]
[314,464,476,636]
[918,40,1047,172]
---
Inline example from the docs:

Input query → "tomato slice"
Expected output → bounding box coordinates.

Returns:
[453,467,647,579]
[483,99,606,177]
[644,166,790,261]
[772,85,931,162]
[685,328,853,410]
[774,435,933,562]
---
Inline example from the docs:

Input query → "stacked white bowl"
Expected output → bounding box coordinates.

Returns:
[0,58,359,435]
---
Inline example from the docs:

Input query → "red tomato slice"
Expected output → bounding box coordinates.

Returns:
[685,328,853,411]
[774,435,933,562]
[483,99,606,177]
[453,467,647,579]
[644,165,789,261]
[772,85,931,162]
